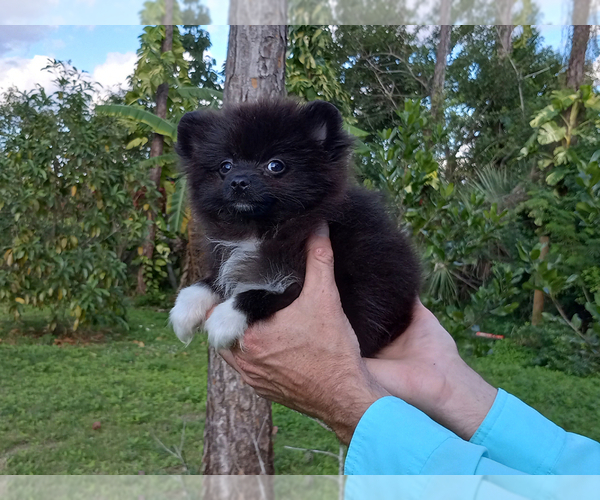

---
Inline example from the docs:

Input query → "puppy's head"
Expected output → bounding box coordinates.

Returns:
[177,100,352,225]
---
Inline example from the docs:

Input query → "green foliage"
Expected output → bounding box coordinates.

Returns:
[138,242,172,304]
[0,62,153,331]
[126,25,196,122]
[444,26,562,180]
[512,321,600,376]
[181,25,220,89]
[138,0,210,25]
[286,26,352,118]
[95,104,177,140]
[361,100,509,307]
[331,25,427,132]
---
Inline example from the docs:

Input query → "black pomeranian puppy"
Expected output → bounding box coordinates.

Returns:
[170,99,420,357]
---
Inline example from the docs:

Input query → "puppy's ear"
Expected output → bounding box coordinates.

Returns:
[302,100,344,145]
[176,110,215,161]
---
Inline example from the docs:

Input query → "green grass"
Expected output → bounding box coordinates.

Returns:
[0,308,339,475]
[1,307,599,475]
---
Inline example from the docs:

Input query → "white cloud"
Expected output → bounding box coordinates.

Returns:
[0,51,137,99]
[92,51,137,95]
[0,25,58,55]
[0,55,58,93]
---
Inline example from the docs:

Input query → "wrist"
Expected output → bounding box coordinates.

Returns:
[326,371,388,444]
[437,358,497,440]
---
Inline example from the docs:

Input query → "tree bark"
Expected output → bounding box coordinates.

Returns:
[567,30,591,89]
[495,0,513,58]
[532,236,550,326]
[431,24,451,123]
[201,23,287,489]
[228,0,287,24]
[496,0,514,59]
[136,17,174,295]
[566,0,591,89]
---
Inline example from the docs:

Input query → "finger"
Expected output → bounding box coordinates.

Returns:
[205,304,216,319]
[302,222,337,295]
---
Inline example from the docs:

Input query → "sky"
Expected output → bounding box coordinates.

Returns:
[0,25,230,94]
[0,0,588,96]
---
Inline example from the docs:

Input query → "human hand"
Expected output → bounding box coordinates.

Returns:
[365,302,497,440]
[219,224,388,444]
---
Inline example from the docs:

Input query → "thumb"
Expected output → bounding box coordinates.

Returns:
[301,223,337,296]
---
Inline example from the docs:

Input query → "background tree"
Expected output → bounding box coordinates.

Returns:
[137,2,174,296]
[200,9,286,497]
[181,26,220,90]
[431,20,452,122]
[0,62,153,331]
[566,0,592,90]
[100,21,221,299]
[139,0,211,24]
[496,0,515,59]
[286,25,352,117]
[332,25,428,132]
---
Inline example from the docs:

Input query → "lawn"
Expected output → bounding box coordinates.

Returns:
[0,307,340,475]
[1,307,599,475]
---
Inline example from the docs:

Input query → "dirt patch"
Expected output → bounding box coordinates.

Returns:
[0,443,30,472]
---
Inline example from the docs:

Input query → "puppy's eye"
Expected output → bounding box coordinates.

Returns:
[266,160,285,174]
[219,161,233,175]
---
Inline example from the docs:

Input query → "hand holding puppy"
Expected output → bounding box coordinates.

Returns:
[220,226,497,443]
[220,225,387,444]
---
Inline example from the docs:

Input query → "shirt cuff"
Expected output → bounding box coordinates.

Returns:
[469,388,566,474]
[344,396,489,474]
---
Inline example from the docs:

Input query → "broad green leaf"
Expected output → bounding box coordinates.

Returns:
[168,176,188,234]
[343,123,370,138]
[546,170,566,186]
[177,87,223,103]
[138,153,178,170]
[96,105,177,140]
[537,122,566,145]
[530,105,560,128]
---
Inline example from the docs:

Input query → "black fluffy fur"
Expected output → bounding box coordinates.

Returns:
[177,99,420,357]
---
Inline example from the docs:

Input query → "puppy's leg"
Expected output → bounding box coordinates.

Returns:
[170,282,220,346]
[205,284,301,350]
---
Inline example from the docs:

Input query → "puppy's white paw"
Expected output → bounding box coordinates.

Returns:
[170,284,219,346]
[204,298,248,350]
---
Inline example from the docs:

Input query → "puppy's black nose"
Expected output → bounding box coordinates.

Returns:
[230,175,251,193]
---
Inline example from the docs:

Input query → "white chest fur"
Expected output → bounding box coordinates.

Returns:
[211,238,299,299]
[211,238,260,298]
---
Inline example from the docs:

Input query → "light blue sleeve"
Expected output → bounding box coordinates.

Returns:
[470,388,600,474]
[345,389,600,475]
[344,396,524,474]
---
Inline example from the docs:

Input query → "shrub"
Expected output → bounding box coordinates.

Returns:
[0,62,154,331]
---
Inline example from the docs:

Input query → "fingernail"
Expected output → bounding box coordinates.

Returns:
[314,222,329,238]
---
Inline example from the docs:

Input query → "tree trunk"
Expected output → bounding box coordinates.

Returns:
[228,0,286,24]
[496,0,514,58]
[567,23,591,89]
[431,24,451,123]
[532,236,550,326]
[201,22,287,490]
[566,0,591,89]
[136,14,174,295]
